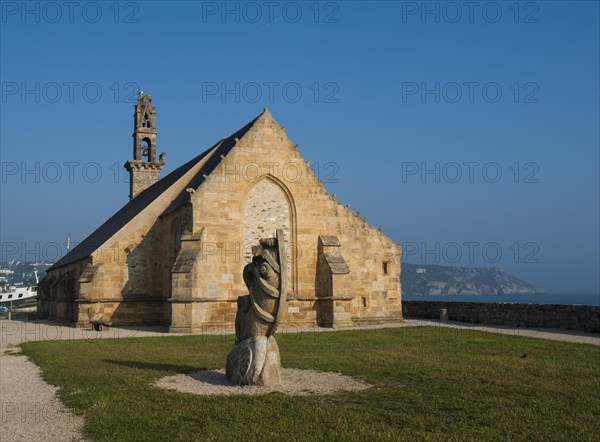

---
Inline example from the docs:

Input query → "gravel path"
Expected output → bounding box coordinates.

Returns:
[0,348,86,442]
[0,320,185,442]
[155,368,370,396]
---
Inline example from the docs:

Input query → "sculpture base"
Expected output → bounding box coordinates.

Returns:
[226,336,281,386]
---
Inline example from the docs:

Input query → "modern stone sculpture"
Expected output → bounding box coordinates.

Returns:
[226,229,287,386]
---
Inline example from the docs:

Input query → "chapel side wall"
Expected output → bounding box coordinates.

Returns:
[70,142,216,327]
[38,261,83,322]
[73,220,170,326]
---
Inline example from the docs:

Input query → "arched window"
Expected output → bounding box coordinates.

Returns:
[142,112,151,128]
[243,179,291,263]
[243,177,297,292]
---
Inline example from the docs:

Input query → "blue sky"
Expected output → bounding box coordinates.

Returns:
[1,1,598,294]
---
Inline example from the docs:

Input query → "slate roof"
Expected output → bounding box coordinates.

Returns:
[48,112,262,271]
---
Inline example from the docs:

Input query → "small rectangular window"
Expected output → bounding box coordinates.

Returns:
[361,297,367,307]
[382,262,388,274]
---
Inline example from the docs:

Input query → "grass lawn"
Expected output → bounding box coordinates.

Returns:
[20,327,600,441]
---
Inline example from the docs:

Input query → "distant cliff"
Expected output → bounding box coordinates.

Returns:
[401,264,544,295]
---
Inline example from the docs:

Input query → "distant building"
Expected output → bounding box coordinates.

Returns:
[38,95,402,331]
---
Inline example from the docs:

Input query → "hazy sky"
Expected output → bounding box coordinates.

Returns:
[1,1,598,294]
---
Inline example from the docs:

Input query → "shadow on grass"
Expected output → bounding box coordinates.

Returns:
[103,359,205,373]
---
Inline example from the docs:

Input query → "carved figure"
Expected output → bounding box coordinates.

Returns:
[226,229,287,386]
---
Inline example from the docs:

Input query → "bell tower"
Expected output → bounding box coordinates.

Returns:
[124,93,166,200]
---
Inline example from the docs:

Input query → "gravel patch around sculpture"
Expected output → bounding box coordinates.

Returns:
[154,368,371,396]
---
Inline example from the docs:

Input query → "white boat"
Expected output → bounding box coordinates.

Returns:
[0,270,38,303]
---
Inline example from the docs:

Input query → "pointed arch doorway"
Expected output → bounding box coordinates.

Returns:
[242,176,297,293]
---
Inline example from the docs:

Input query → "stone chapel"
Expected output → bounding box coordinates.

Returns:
[37,94,402,332]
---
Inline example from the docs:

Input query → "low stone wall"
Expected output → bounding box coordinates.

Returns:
[402,301,600,333]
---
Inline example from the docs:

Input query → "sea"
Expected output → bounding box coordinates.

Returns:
[402,293,600,306]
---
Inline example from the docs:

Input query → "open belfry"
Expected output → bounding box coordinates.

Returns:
[37,94,402,331]
[124,93,165,200]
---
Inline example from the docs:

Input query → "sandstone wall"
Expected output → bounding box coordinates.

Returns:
[174,111,402,331]
[37,260,85,322]
[130,167,161,199]
[403,301,600,333]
